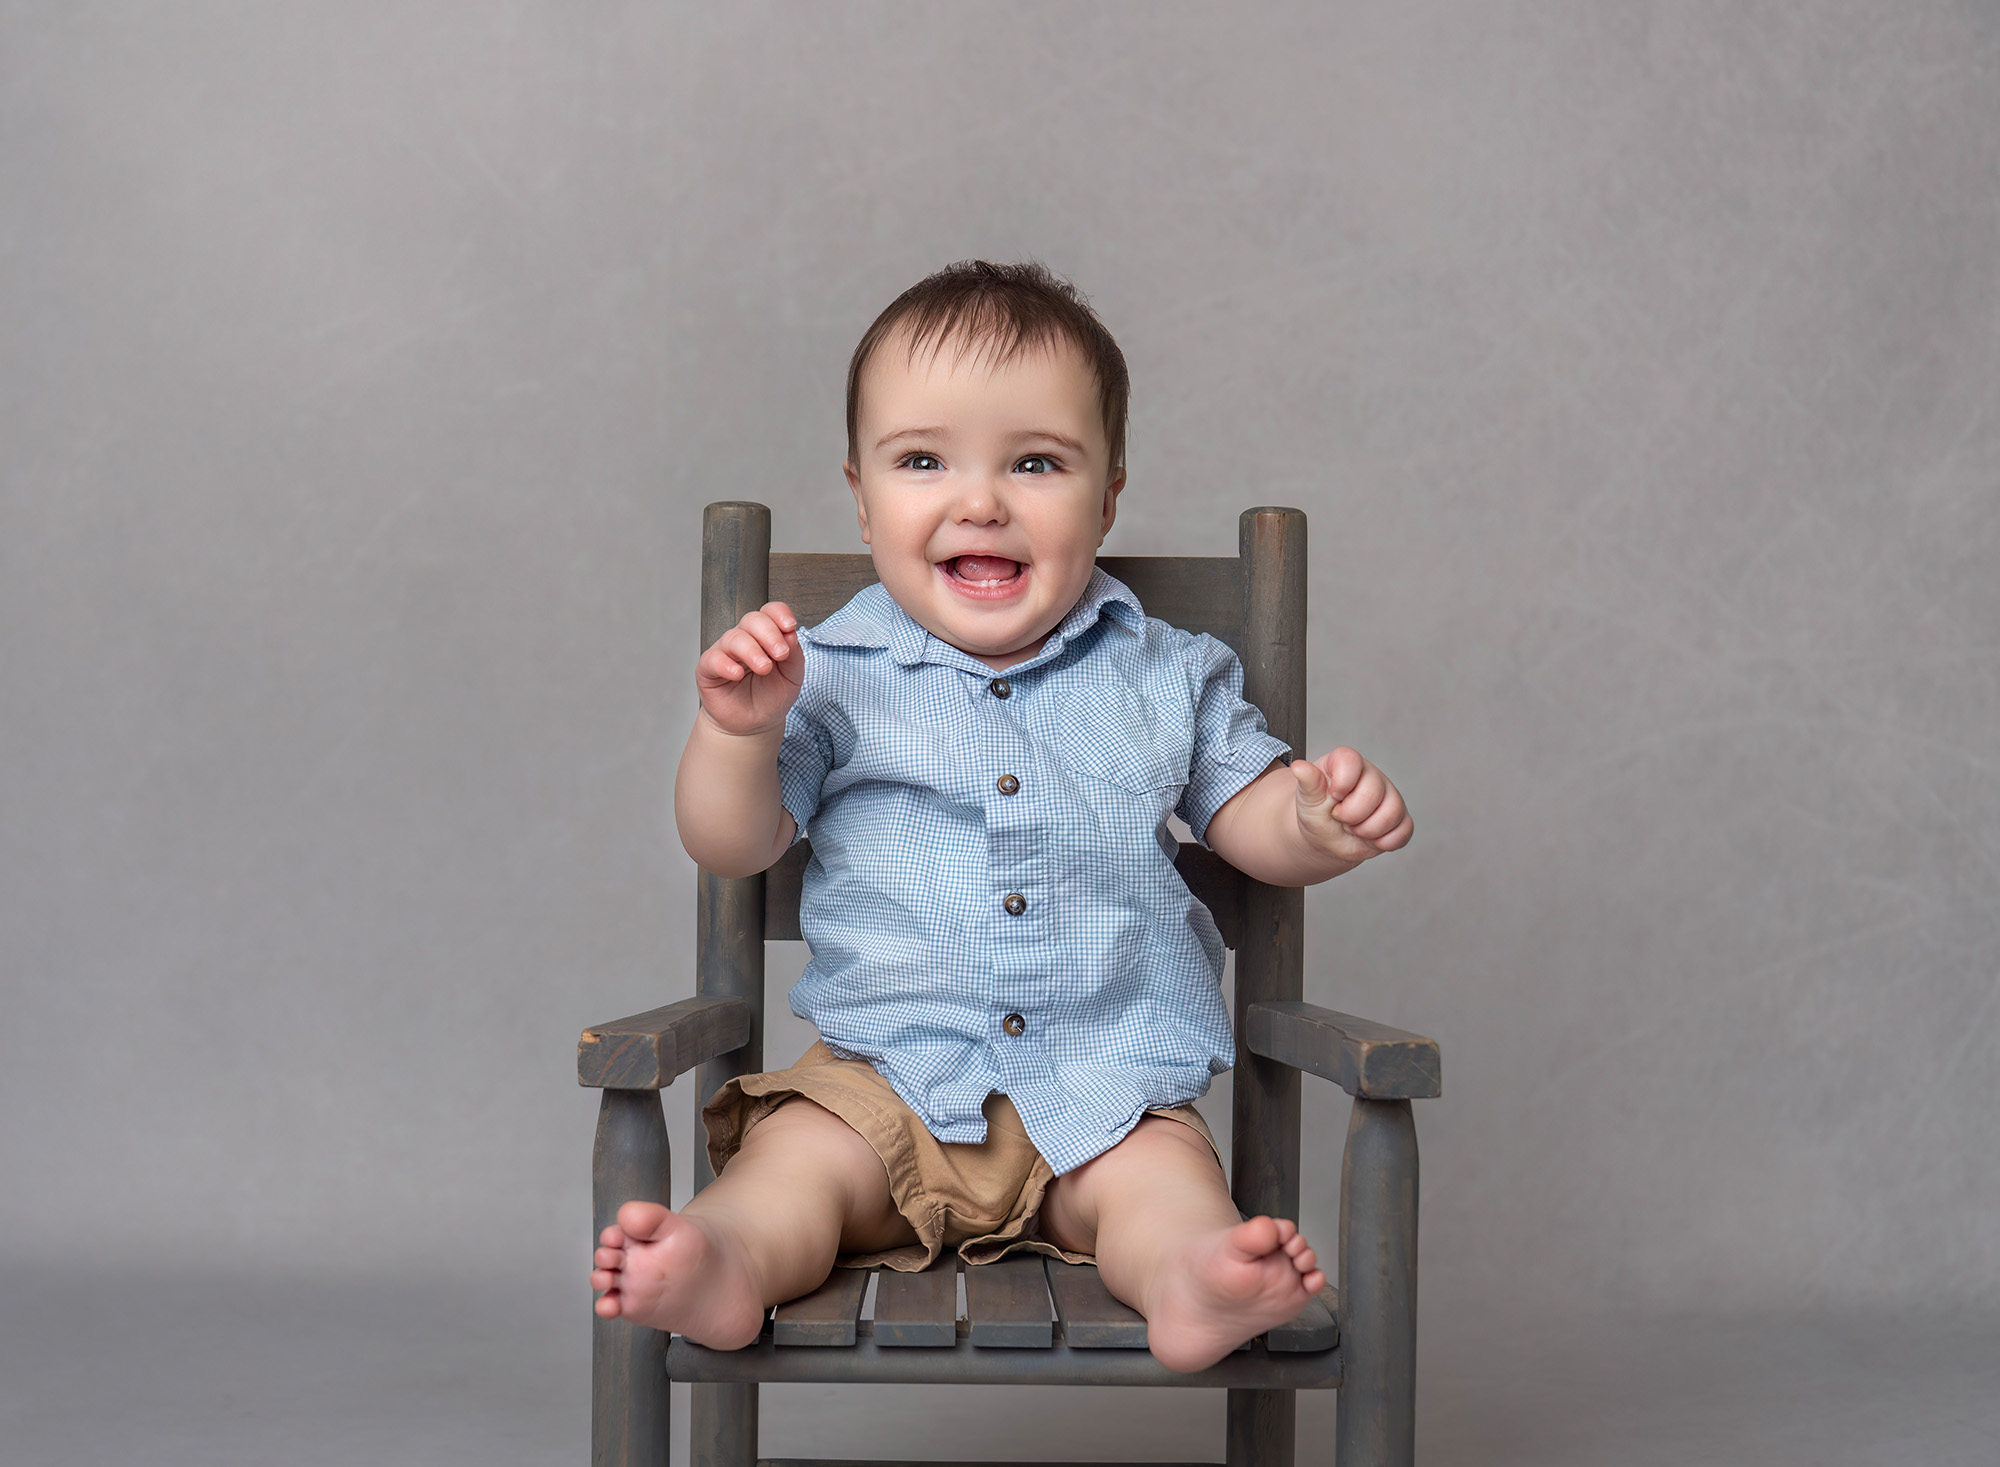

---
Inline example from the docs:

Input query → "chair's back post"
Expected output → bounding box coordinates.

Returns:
[694,501,772,1189]
[1230,507,1307,1467]
[1231,505,1307,1219]
[690,503,770,1467]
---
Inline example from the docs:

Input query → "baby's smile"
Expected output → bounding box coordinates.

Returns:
[940,554,1028,598]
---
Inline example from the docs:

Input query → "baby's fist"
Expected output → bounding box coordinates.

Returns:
[1291,748,1413,866]
[697,601,804,736]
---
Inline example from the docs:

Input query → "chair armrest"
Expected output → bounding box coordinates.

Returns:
[1245,1000,1440,1099]
[577,996,753,1090]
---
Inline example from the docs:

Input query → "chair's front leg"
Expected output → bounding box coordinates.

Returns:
[1335,1097,1418,1467]
[593,1088,671,1467]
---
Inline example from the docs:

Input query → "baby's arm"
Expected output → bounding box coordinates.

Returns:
[1203,748,1412,887]
[674,601,803,878]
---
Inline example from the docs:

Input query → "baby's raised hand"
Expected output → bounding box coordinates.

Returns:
[697,601,803,737]
[1290,747,1413,866]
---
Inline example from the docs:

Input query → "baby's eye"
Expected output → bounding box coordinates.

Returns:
[898,452,943,472]
[1013,454,1059,475]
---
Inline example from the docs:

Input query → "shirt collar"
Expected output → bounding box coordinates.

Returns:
[803,568,1145,673]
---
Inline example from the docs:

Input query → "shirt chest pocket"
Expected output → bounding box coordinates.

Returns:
[1045,682,1191,797]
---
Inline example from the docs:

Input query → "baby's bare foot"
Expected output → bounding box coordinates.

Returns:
[1145,1216,1324,1373]
[589,1201,767,1349]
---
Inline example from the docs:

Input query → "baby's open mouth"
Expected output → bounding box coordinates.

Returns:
[944,555,1025,586]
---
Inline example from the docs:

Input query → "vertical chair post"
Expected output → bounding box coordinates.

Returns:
[1230,507,1307,1467]
[593,1089,671,1467]
[692,501,771,1467]
[1334,1098,1419,1467]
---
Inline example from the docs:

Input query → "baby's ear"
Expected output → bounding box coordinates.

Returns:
[1099,468,1126,540]
[844,462,871,543]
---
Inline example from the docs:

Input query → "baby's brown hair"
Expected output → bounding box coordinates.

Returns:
[845,260,1131,472]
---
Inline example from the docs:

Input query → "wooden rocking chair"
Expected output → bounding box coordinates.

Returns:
[579,502,1439,1467]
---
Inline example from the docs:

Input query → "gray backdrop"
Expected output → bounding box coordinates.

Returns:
[4,3,1996,1464]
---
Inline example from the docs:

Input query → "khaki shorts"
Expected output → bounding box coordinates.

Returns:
[702,1040,1222,1272]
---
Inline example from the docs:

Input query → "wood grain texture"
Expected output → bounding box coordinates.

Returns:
[1336,1097,1420,1467]
[964,1253,1053,1349]
[1225,508,1307,1467]
[669,1335,1341,1389]
[771,1267,869,1347]
[592,1090,670,1467]
[696,503,772,1193]
[756,1461,1222,1467]
[1264,1284,1340,1353]
[763,841,808,942]
[873,1259,958,1347]
[577,996,754,1090]
[1044,1261,1147,1349]
[1245,1001,1441,1100]
[768,553,1243,654]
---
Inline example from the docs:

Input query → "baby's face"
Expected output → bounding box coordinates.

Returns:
[845,332,1122,670]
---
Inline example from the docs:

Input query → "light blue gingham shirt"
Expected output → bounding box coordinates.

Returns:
[777,568,1290,1175]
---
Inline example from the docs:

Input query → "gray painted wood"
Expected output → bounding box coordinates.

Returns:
[591,1089,670,1467]
[756,1461,1220,1467]
[768,552,1244,656]
[1335,1098,1419,1467]
[1227,508,1308,1467]
[1245,1001,1441,1101]
[696,500,771,1193]
[1226,1388,1295,1467]
[1265,1285,1340,1353]
[692,1382,758,1467]
[1174,842,1244,951]
[1044,1261,1147,1349]
[964,1254,1054,1349]
[578,995,754,1090]
[874,1259,958,1347]
[692,502,774,1467]
[668,1334,1341,1389]
[771,1267,869,1346]
[756,1460,1220,1467]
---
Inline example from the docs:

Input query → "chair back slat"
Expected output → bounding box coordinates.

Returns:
[772,553,1245,655]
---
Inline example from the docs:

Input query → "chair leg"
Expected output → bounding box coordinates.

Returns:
[593,1089,671,1467]
[1334,1097,1418,1467]
[1228,1387,1296,1467]
[691,1382,758,1467]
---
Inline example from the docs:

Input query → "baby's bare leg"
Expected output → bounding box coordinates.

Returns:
[590,1098,913,1349]
[1039,1117,1325,1373]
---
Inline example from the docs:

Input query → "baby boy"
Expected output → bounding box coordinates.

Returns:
[590,261,1411,1374]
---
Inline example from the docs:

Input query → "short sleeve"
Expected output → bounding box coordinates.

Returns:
[775,696,833,844]
[1177,634,1292,844]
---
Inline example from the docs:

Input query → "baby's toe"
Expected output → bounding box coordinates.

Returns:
[615,1201,672,1240]
[600,1224,626,1248]
[595,1246,624,1269]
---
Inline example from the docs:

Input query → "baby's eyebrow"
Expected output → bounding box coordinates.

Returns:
[875,427,950,451]
[1014,430,1088,456]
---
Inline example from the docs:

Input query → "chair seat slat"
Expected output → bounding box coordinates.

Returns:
[772,1266,868,1346]
[1045,1261,1147,1349]
[874,1258,958,1347]
[964,1254,1053,1348]
[1265,1284,1340,1352]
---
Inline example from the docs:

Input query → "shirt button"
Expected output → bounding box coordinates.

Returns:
[989,678,1012,699]
[995,773,1020,796]
[1003,892,1028,916]
[1002,1012,1026,1037]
